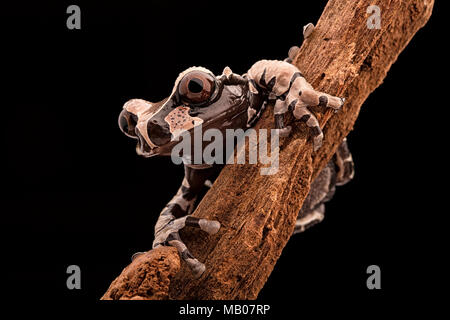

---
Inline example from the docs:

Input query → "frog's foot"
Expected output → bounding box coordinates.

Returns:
[131,251,145,261]
[334,138,355,186]
[153,216,220,278]
[303,23,315,39]
[293,204,325,234]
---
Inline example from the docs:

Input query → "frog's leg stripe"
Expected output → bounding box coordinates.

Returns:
[247,100,268,127]
[268,72,304,138]
[277,72,304,101]
[288,98,298,111]
[334,138,355,186]
[161,203,185,217]
[248,79,259,95]
[259,68,267,87]
[293,104,323,151]
[181,183,197,201]
[259,68,276,91]
[167,187,196,215]
[273,97,295,137]
[301,89,344,110]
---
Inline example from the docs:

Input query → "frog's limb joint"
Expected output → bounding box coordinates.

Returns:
[144,166,221,278]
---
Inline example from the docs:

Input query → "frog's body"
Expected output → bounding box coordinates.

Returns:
[118,25,354,278]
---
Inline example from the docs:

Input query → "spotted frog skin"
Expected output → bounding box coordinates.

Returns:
[118,24,354,278]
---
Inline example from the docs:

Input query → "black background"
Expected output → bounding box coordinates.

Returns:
[1,0,444,314]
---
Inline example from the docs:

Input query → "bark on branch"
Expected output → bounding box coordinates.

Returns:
[102,0,433,300]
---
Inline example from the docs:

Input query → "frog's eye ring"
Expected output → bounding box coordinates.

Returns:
[178,71,216,105]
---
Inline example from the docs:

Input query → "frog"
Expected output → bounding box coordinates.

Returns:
[118,24,354,278]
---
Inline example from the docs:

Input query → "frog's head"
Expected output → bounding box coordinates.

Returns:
[118,66,253,157]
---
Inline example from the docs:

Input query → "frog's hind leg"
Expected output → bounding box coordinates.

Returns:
[293,161,335,234]
[133,166,221,279]
[293,139,355,234]
[334,138,355,186]
[294,204,325,234]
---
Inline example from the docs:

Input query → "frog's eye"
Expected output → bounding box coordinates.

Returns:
[178,71,215,105]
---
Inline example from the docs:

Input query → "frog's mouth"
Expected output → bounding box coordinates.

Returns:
[135,129,160,158]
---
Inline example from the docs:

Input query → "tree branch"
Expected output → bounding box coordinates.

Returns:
[102,0,433,300]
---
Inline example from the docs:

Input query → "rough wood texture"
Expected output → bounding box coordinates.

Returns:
[101,247,180,300]
[102,0,433,300]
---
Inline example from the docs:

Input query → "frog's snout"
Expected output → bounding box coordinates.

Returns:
[119,99,170,157]
[118,109,138,139]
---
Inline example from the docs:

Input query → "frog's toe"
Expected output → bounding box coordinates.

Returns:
[187,258,206,279]
[313,134,323,152]
[303,23,315,38]
[200,219,221,234]
[186,216,221,235]
[165,231,207,278]
[131,251,146,261]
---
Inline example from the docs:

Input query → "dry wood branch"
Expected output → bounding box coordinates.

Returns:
[102,0,433,300]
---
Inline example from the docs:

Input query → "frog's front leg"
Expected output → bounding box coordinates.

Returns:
[135,165,221,278]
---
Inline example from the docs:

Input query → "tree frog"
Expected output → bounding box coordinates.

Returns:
[118,24,354,278]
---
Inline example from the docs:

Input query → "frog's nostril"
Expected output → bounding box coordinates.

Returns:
[118,110,138,138]
[119,114,129,132]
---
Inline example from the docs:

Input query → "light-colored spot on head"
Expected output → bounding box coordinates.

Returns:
[164,106,203,140]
